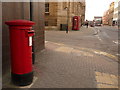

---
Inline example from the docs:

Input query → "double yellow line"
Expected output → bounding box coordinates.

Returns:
[78,47,118,61]
[46,41,118,62]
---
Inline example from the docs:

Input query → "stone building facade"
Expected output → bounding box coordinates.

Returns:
[113,0,120,25]
[2,2,45,86]
[102,1,120,26]
[45,1,85,30]
[118,0,120,29]
[102,10,109,25]
[45,2,58,30]
[108,2,114,26]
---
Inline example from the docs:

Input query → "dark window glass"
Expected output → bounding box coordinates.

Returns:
[45,21,48,26]
[45,3,49,12]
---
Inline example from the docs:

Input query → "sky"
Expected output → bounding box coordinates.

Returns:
[85,0,116,21]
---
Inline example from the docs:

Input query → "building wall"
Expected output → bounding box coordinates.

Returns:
[102,10,109,25]
[45,2,58,30]
[2,2,29,85]
[2,2,45,85]
[32,2,45,52]
[108,2,114,26]
[103,1,120,26]
[57,2,72,30]
[118,1,120,28]
[57,2,85,30]
[45,1,85,30]
[80,2,85,25]
[113,0,120,25]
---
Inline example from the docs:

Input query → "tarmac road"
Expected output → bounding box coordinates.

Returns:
[45,26,119,61]
[93,26,118,57]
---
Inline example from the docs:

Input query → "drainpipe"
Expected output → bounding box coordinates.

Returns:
[30,1,35,64]
[66,1,70,33]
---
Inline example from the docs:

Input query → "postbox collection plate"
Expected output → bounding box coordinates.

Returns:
[29,36,32,46]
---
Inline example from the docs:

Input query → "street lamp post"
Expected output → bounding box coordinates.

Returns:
[64,1,70,33]
[64,7,69,33]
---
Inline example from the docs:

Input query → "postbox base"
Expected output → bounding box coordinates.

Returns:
[11,72,33,86]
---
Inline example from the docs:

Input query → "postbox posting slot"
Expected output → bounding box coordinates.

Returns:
[27,30,35,37]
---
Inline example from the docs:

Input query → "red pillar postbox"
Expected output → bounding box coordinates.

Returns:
[72,16,81,30]
[5,20,35,86]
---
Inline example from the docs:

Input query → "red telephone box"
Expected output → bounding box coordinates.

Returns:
[72,16,81,30]
[5,20,35,86]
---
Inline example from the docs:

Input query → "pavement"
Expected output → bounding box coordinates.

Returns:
[3,26,119,89]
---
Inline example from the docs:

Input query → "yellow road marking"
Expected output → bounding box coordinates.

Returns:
[55,46,73,53]
[46,41,118,61]
[55,46,94,57]
[79,48,118,61]
[72,49,94,57]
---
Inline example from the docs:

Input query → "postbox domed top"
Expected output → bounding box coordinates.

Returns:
[5,19,35,26]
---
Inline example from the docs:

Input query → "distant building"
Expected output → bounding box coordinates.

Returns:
[45,1,86,30]
[102,10,109,25]
[102,1,120,26]
[113,0,119,25]
[118,0,120,28]
[108,2,114,26]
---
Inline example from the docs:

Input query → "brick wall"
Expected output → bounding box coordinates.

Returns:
[32,2,45,52]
